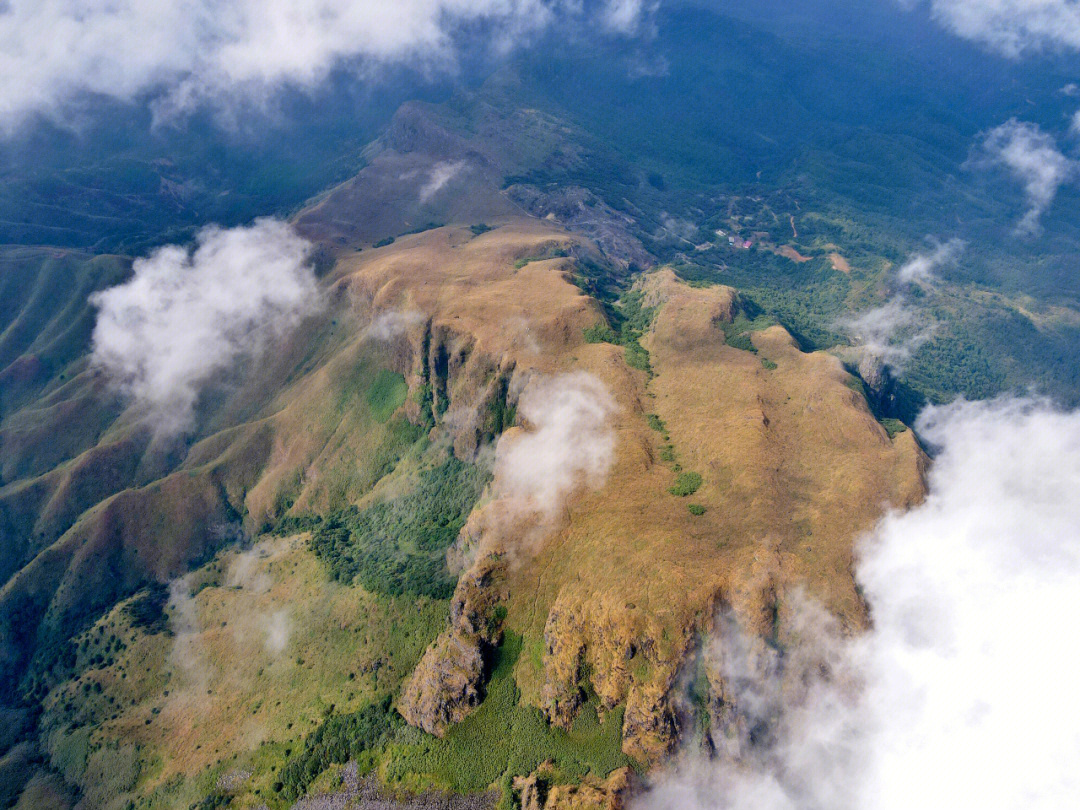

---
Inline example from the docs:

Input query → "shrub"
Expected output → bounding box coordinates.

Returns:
[278,698,398,801]
[687,504,706,516]
[624,344,651,373]
[123,584,170,635]
[761,358,778,370]
[669,472,703,497]
[309,457,490,599]
[271,513,323,537]
[403,222,443,235]
[879,418,908,439]
[583,323,618,344]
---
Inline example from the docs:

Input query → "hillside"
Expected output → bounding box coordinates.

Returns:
[1,215,926,808]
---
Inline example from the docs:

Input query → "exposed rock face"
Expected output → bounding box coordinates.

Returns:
[400,266,927,764]
[857,354,899,417]
[514,765,634,810]
[397,554,503,736]
[505,184,652,271]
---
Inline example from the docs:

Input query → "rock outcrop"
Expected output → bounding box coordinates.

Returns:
[398,556,504,736]
[514,764,635,810]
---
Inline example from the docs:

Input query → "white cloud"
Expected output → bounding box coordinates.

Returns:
[167,576,212,694]
[90,217,321,435]
[600,0,658,35]
[842,238,963,373]
[853,397,1080,809]
[419,160,467,203]
[262,609,291,655]
[976,119,1077,235]
[920,0,1080,56]
[0,0,655,131]
[364,308,426,342]
[895,237,964,284]
[494,371,616,520]
[634,397,1080,810]
[844,298,927,371]
[638,596,862,810]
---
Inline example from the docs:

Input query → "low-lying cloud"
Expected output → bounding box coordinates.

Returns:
[635,396,1080,809]
[0,0,655,131]
[419,160,467,203]
[167,576,212,695]
[842,238,963,373]
[917,0,1080,56]
[894,237,964,284]
[364,308,426,342]
[976,119,1077,235]
[494,371,617,521]
[844,297,927,372]
[90,217,321,435]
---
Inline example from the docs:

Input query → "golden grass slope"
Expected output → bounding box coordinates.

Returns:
[402,265,926,762]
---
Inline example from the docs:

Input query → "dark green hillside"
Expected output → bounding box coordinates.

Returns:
[0,248,130,417]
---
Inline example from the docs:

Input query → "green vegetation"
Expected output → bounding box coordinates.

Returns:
[403,222,444,236]
[583,322,618,344]
[669,472,702,497]
[577,289,656,375]
[382,633,632,794]
[481,377,517,442]
[624,344,650,373]
[675,257,848,352]
[687,504,706,516]
[373,236,396,248]
[761,358,778,371]
[614,290,656,375]
[470,223,493,236]
[513,245,568,269]
[366,369,409,423]
[278,698,399,801]
[309,457,490,599]
[122,584,171,635]
[271,513,324,537]
[646,414,667,435]
[879,418,908,439]
[719,306,774,354]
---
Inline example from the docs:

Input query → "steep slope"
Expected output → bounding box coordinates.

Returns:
[400,267,925,765]
[0,219,596,701]
[9,220,924,809]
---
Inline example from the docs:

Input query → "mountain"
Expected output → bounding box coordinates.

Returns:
[2,3,1079,808]
[2,216,924,808]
